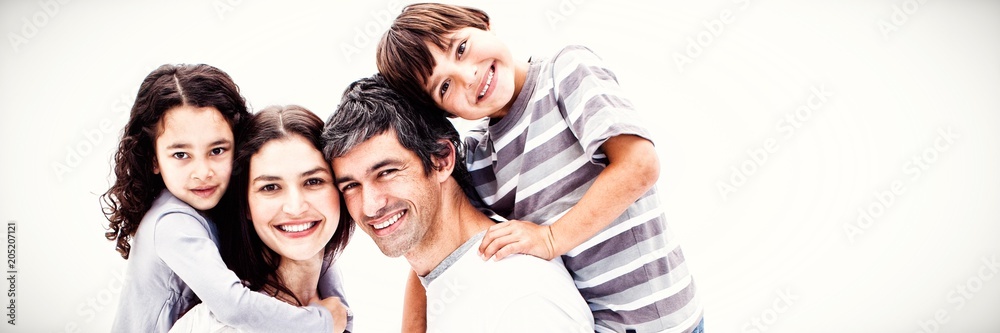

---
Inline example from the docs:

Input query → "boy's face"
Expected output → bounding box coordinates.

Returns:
[153,105,233,211]
[424,27,517,120]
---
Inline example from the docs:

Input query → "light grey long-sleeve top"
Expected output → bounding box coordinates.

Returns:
[111,190,351,332]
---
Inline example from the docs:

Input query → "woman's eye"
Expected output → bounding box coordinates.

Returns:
[210,147,227,156]
[439,80,450,97]
[172,152,189,159]
[305,178,325,187]
[260,184,278,192]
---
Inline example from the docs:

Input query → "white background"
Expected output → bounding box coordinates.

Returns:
[1,0,998,332]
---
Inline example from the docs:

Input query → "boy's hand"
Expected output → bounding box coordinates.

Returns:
[314,296,350,333]
[479,220,557,261]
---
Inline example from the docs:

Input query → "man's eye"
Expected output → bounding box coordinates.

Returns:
[378,169,398,178]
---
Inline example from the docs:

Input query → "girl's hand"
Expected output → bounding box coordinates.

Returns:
[314,296,350,333]
[479,220,557,261]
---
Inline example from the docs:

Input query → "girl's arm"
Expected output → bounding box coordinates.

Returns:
[479,135,658,260]
[401,270,427,332]
[154,212,340,332]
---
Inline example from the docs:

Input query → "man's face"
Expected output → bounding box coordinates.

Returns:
[332,130,442,257]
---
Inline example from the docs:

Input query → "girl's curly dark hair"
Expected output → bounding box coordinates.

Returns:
[101,64,249,259]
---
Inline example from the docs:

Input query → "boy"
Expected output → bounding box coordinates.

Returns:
[377,3,703,332]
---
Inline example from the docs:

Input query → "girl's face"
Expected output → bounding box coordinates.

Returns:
[153,105,234,211]
[248,135,340,262]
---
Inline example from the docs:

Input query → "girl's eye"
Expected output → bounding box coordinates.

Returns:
[210,147,227,156]
[172,152,189,159]
[260,184,278,192]
[439,80,450,98]
[457,40,466,58]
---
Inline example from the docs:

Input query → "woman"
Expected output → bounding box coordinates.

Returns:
[171,105,354,332]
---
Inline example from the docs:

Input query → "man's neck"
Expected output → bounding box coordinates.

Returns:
[404,182,495,276]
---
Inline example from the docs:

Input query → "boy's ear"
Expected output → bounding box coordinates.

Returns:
[431,139,456,183]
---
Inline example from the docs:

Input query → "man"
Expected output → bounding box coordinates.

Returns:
[322,75,593,332]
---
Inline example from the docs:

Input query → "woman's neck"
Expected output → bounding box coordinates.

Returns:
[269,252,324,306]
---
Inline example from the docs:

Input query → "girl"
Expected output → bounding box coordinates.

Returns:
[172,105,354,332]
[101,64,349,332]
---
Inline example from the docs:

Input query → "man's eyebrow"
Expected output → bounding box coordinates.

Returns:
[334,159,397,184]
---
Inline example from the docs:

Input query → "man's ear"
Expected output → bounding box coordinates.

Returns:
[431,139,456,182]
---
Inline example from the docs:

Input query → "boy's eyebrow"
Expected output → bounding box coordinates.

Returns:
[211,139,233,147]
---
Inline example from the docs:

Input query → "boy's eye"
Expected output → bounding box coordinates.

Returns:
[457,40,466,58]
[439,80,450,98]
[172,152,189,159]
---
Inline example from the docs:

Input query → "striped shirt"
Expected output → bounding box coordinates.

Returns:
[464,45,702,332]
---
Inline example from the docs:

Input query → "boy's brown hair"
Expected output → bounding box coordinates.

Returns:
[376,3,490,115]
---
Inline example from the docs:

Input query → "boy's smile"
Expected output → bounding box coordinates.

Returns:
[424,27,527,121]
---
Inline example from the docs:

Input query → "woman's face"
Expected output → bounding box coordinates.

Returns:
[248,135,339,262]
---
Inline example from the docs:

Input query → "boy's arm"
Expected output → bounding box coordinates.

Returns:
[154,212,341,332]
[479,134,658,260]
[401,270,427,332]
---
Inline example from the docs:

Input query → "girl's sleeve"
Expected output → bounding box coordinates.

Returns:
[551,45,655,165]
[318,259,352,332]
[153,212,334,333]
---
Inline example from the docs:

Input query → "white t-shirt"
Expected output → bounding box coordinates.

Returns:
[169,304,239,333]
[421,232,594,332]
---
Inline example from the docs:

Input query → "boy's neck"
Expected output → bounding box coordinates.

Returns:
[495,59,530,120]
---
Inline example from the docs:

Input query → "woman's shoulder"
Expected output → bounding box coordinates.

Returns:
[169,304,241,333]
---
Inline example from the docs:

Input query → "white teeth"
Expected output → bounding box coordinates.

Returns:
[374,212,403,230]
[479,67,494,98]
[278,222,316,233]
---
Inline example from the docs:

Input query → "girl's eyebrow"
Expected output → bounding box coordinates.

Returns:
[166,139,232,150]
